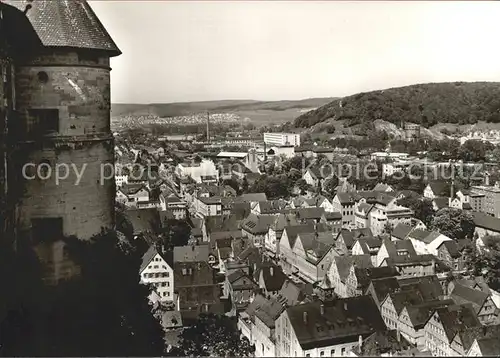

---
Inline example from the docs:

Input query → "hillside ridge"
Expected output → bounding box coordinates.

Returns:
[293,82,500,131]
[111,97,336,118]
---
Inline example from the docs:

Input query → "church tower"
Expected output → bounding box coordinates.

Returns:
[7,0,121,242]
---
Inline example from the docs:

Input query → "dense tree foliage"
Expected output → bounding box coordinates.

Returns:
[169,313,254,357]
[431,208,475,241]
[296,178,312,195]
[159,219,192,251]
[397,197,435,227]
[294,82,500,129]
[248,174,292,199]
[221,178,241,195]
[464,238,500,291]
[282,156,311,172]
[0,231,165,356]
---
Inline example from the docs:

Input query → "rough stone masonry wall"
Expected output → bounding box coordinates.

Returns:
[16,51,111,137]
[0,58,7,236]
[17,140,115,240]
[14,50,115,241]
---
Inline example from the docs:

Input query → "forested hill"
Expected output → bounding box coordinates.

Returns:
[293,82,500,130]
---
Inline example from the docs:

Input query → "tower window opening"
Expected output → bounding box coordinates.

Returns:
[78,52,99,64]
[28,108,59,134]
[31,217,63,244]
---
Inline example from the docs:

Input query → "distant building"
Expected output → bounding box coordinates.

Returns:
[470,182,500,218]
[264,132,301,147]
[403,123,421,141]
[176,159,219,184]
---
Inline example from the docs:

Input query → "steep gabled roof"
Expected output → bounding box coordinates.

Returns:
[353,266,399,290]
[433,197,450,210]
[338,228,374,249]
[432,304,481,344]
[258,264,287,292]
[173,245,209,263]
[438,240,462,258]
[475,334,500,356]
[286,296,386,350]
[472,211,500,233]
[367,277,400,304]
[140,245,169,273]
[391,223,414,240]
[6,0,121,56]
[333,255,372,282]
[427,181,448,196]
[237,193,268,203]
[283,223,316,248]
[241,213,277,235]
[451,284,489,313]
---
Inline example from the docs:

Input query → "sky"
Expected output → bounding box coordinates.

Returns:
[89,1,500,104]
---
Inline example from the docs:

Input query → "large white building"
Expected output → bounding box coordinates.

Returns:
[175,159,219,184]
[264,132,301,147]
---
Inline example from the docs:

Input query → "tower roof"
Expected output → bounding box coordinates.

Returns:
[5,0,121,56]
[0,2,43,57]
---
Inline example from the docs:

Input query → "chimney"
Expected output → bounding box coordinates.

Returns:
[396,327,401,342]
[303,311,308,324]
[206,111,210,143]
[358,335,363,350]
[320,304,325,316]
[270,266,274,276]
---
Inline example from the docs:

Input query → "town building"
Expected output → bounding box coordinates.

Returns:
[263,132,301,147]
[470,182,500,218]
[275,296,387,357]
[140,246,174,303]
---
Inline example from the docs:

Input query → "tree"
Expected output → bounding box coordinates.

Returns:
[463,238,500,291]
[296,178,310,195]
[249,174,290,199]
[221,178,241,195]
[287,168,302,184]
[458,140,493,162]
[241,177,249,193]
[397,197,435,227]
[431,208,475,241]
[282,156,310,172]
[159,219,192,251]
[0,231,165,356]
[170,313,254,357]
[383,221,394,235]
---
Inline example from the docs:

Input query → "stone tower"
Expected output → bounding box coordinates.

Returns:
[6,0,121,241]
[1,1,42,244]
